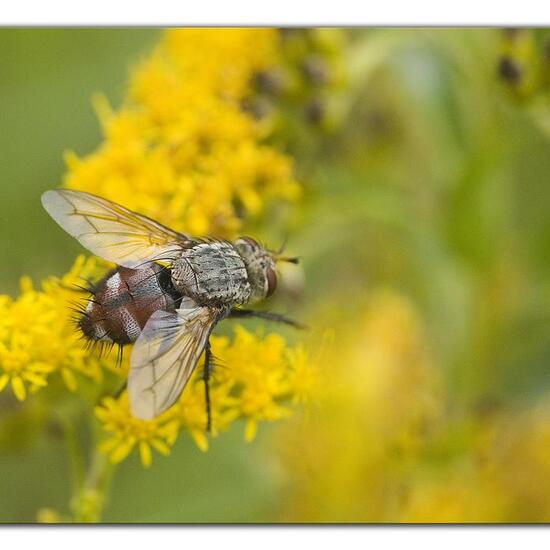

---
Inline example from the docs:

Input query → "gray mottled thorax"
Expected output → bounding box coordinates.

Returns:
[170,242,251,306]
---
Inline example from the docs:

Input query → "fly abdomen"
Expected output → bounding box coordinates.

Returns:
[79,264,181,347]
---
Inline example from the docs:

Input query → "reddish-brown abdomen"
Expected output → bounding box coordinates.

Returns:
[79,264,180,346]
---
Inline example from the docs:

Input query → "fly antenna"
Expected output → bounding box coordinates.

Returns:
[276,235,288,255]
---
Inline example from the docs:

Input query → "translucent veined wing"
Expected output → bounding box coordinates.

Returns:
[128,299,220,420]
[41,189,193,268]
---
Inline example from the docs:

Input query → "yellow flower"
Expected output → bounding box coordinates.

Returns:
[36,507,66,524]
[95,393,178,468]
[64,28,300,239]
[1,29,310,472]
[274,290,443,522]
[95,326,313,463]
[285,346,317,404]
[68,29,310,467]
[0,256,106,400]
[214,327,294,439]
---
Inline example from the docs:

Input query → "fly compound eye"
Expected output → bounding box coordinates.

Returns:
[266,265,278,297]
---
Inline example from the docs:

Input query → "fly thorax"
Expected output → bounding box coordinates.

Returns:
[171,242,251,306]
[234,237,278,304]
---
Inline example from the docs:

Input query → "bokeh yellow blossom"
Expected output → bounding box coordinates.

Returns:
[275,290,443,522]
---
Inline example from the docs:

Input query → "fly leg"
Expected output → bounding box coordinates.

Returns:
[228,308,306,330]
[203,339,213,433]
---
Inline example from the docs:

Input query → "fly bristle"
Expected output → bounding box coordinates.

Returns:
[116,344,124,367]
[69,315,84,331]
[67,298,117,362]
[84,340,125,365]
[82,337,96,352]
[71,283,94,295]
[97,341,108,360]
[200,352,227,377]
[79,275,96,287]
[67,298,91,333]
[76,275,106,294]
[67,297,89,311]
[68,306,87,319]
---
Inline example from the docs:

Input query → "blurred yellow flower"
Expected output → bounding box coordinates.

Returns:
[36,507,66,524]
[275,289,550,523]
[275,289,443,522]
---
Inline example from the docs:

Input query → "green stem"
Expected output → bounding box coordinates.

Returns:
[71,448,115,523]
[60,416,86,497]
[69,407,116,523]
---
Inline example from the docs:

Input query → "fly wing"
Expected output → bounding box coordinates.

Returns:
[128,300,220,420]
[41,189,193,268]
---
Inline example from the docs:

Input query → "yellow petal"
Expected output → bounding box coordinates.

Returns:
[22,371,48,387]
[94,406,109,421]
[98,438,119,454]
[190,430,209,452]
[61,368,78,392]
[139,441,153,468]
[110,441,134,464]
[31,362,56,373]
[244,419,258,442]
[11,376,26,401]
[161,420,180,445]
[0,373,9,392]
[19,275,34,293]
[150,438,171,456]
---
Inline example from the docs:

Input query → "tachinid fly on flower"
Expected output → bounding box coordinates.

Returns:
[41,189,301,430]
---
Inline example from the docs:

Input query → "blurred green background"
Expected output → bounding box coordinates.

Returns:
[2,28,550,522]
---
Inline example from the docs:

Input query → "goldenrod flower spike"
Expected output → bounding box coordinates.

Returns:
[0,29,312,475]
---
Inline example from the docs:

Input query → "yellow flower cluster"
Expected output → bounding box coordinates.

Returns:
[64,28,300,237]
[400,399,550,522]
[275,288,550,523]
[0,256,105,401]
[275,290,443,522]
[0,29,311,471]
[95,326,313,467]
